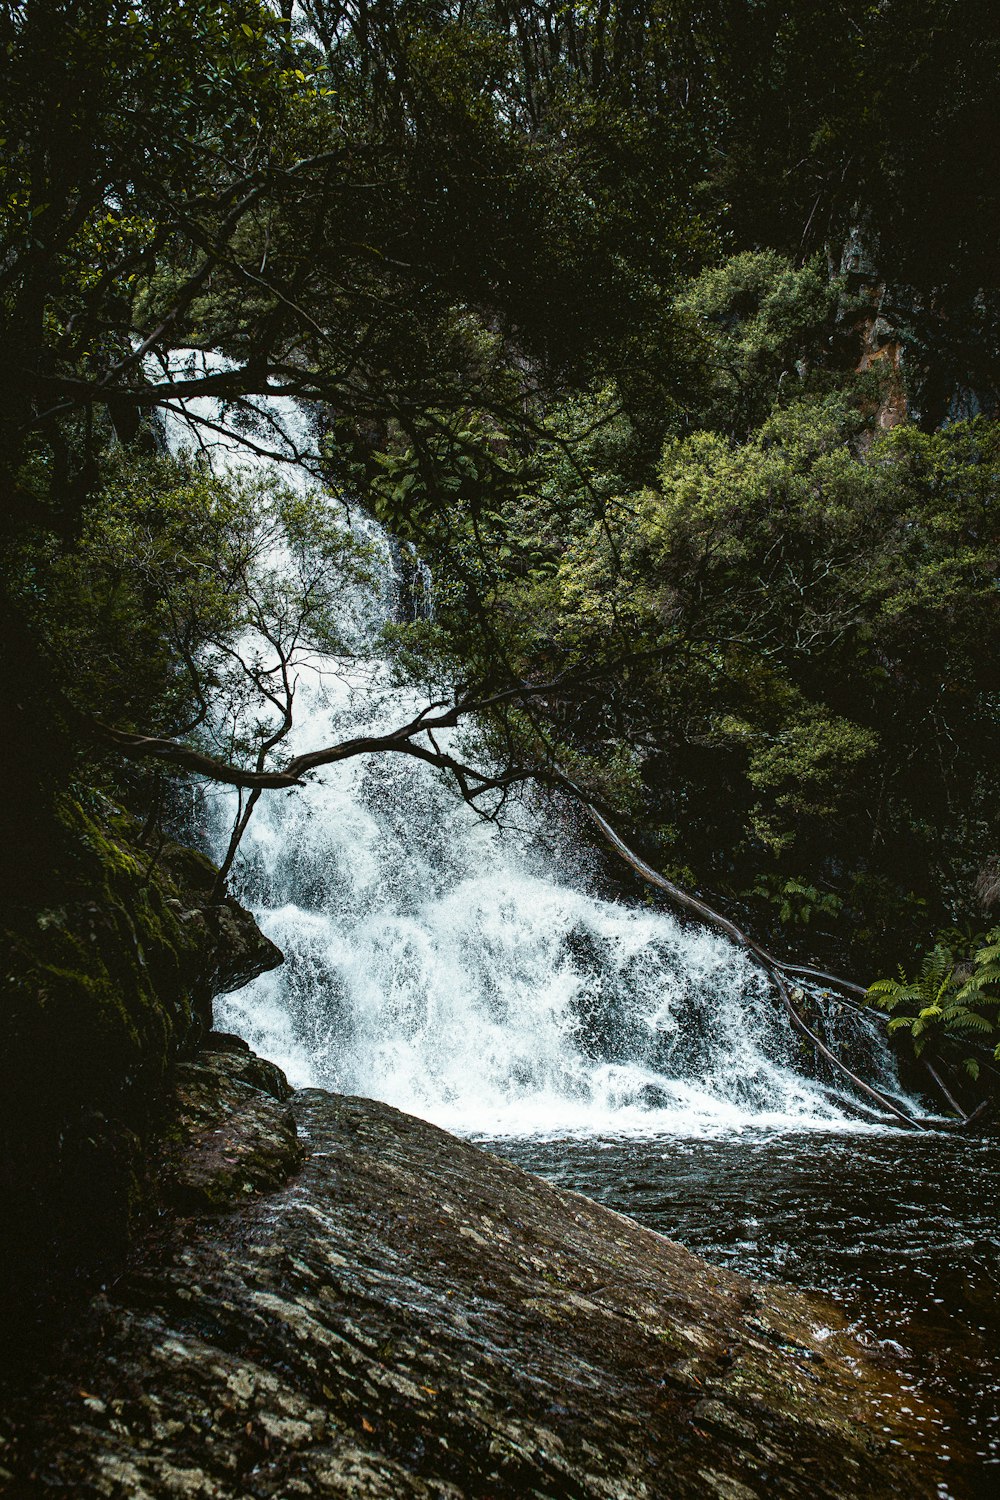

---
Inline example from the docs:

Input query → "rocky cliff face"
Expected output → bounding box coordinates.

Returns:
[0,1037,946,1499]
[837,221,1000,431]
[0,799,283,1351]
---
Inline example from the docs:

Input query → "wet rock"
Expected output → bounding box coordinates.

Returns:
[0,802,284,1342]
[0,1051,945,1498]
[198,1031,294,1101]
[177,899,284,1016]
[160,1046,303,1214]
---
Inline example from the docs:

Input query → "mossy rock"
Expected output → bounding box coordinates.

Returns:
[158,1044,303,1214]
[0,794,282,1353]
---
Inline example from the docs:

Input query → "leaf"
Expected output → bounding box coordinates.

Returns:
[948,1009,994,1034]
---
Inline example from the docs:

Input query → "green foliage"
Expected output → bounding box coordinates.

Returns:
[751,877,843,930]
[481,359,1000,967]
[362,322,991,976]
[5,0,1000,1340]
[21,447,375,784]
[0,0,718,531]
[676,252,843,436]
[0,0,299,462]
[699,2,1000,329]
[868,929,1000,1072]
[370,415,522,555]
[1,0,998,983]
[732,706,880,854]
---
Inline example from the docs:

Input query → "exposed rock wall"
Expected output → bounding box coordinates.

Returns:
[836,220,1000,430]
[0,799,282,1349]
[0,1039,946,1499]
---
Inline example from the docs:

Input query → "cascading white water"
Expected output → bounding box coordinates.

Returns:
[163,360,906,1137]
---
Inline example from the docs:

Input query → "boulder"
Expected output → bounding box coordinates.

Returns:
[0,1042,946,1499]
[0,800,283,1344]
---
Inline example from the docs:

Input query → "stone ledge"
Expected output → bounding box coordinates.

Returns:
[0,1052,947,1499]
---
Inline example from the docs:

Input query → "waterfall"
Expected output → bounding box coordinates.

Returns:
[163,359,906,1138]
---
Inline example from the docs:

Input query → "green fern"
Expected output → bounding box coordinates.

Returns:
[958,933,1000,1001]
[868,944,956,1013]
[868,929,1000,1071]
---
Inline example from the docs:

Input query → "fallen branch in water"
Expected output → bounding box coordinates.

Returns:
[922,1059,968,1120]
[584,805,940,1131]
[935,1097,992,1131]
[91,680,972,1127]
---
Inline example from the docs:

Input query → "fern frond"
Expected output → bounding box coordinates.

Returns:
[958,972,1000,1003]
[867,979,921,1010]
[973,938,1000,966]
[959,968,998,989]
[946,1009,995,1034]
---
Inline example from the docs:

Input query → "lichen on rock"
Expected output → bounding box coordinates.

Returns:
[160,1036,303,1214]
[0,1042,949,1499]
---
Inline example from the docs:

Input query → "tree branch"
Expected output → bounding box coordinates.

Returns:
[582,804,932,1130]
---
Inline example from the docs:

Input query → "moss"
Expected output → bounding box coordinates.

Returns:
[0,794,280,1356]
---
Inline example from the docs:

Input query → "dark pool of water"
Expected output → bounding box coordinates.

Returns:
[483,1129,999,1499]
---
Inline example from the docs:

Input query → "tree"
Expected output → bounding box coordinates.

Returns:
[0,0,713,521]
[2,0,720,894]
[506,392,1000,970]
[33,445,383,877]
[4,0,998,997]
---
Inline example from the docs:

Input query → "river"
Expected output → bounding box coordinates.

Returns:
[492,1130,999,1499]
[162,370,999,1499]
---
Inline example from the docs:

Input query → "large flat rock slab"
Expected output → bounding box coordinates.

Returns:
[0,1060,943,1498]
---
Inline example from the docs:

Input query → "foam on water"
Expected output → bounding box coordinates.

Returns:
[163,363,909,1138]
[208,655,891,1139]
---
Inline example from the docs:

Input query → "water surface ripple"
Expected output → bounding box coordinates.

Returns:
[488,1130,999,1499]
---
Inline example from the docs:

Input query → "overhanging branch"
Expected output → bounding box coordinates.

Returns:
[92,679,576,795]
[92,686,961,1131]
